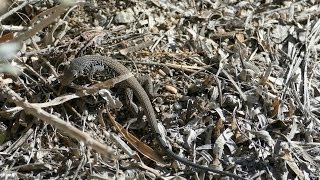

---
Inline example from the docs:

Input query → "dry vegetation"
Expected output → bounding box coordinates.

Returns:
[0,0,320,179]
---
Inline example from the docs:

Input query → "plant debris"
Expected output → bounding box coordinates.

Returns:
[0,0,320,179]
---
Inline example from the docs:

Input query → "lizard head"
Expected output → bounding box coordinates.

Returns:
[60,67,79,86]
[58,67,77,95]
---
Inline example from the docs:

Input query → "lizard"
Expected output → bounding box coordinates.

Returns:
[61,55,244,179]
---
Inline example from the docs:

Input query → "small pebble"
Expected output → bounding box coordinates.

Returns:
[158,69,166,76]
[165,85,178,94]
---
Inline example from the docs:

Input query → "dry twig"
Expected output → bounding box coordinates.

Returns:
[2,85,117,159]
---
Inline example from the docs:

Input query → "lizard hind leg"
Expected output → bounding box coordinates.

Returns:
[124,88,140,116]
[136,74,158,98]
[123,87,146,129]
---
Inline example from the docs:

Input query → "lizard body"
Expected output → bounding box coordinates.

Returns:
[61,55,243,179]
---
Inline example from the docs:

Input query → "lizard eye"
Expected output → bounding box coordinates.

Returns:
[71,70,78,78]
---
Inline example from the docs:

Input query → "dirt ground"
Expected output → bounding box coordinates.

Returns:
[0,0,319,179]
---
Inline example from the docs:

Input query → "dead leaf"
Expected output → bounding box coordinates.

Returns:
[250,130,275,147]
[0,33,13,43]
[106,110,166,166]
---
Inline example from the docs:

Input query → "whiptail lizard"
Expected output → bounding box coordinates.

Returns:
[61,55,244,179]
